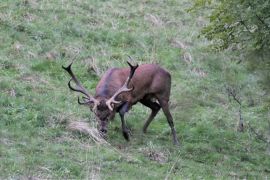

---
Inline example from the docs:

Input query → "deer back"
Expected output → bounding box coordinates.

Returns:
[95,64,171,103]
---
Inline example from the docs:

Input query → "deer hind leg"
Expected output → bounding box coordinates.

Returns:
[140,98,161,133]
[119,102,131,141]
[157,97,179,145]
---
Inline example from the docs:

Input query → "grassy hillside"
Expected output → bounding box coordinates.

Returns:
[0,0,269,179]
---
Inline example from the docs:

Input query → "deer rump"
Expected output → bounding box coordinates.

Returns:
[63,62,179,145]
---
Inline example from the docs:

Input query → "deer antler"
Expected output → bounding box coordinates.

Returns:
[62,63,99,109]
[106,61,139,111]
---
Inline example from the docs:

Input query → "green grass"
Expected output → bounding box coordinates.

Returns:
[1,0,269,179]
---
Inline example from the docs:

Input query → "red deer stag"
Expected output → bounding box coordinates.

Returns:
[62,61,179,145]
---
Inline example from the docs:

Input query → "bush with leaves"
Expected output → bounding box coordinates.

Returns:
[191,0,270,52]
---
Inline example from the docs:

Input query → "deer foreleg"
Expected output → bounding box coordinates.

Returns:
[119,102,130,141]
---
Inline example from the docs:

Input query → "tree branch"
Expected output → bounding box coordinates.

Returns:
[248,123,268,143]
[248,2,270,30]
[255,14,270,30]
[226,86,244,132]
[239,20,253,35]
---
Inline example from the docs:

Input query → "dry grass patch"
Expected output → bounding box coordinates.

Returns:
[145,14,163,27]
[67,121,106,144]
[139,146,169,164]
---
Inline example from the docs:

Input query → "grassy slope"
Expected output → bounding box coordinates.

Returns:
[0,0,269,179]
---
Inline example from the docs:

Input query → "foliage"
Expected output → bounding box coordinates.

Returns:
[191,0,270,53]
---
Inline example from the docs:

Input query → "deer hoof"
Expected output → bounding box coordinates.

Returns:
[143,128,147,134]
[173,139,180,146]
[122,130,130,141]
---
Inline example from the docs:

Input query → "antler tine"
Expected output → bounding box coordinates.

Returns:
[62,63,89,97]
[127,61,139,85]
[78,96,90,105]
[62,63,98,105]
[106,61,139,111]
[67,79,90,99]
